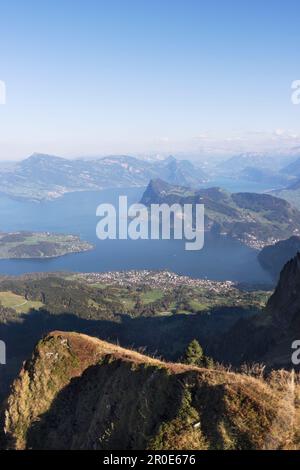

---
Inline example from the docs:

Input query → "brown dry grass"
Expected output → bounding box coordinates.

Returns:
[5,331,300,450]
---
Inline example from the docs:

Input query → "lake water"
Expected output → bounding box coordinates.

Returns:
[0,188,272,283]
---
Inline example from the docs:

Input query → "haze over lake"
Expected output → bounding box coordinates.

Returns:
[0,188,272,283]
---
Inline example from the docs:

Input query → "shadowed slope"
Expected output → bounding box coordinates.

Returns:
[4,332,300,450]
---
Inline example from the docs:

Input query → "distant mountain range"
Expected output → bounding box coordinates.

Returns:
[272,157,300,206]
[141,179,300,249]
[0,153,207,201]
[214,152,296,187]
[218,152,290,173]
[3,151,300,203]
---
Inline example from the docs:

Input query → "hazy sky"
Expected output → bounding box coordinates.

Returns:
[1,0,300,160]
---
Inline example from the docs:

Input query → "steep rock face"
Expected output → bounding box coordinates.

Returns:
[258,237,300,281]
[3,332,299,450]
[267,254,300,328]
[217,254,300,368]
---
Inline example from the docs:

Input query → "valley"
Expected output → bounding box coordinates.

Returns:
[1,251,300,449]
[1,251,300,450]
[0,270,270,403]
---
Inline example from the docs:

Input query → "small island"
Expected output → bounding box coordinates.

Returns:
[0,231,93,259]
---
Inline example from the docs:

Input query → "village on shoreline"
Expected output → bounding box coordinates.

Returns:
[76,269,272,293]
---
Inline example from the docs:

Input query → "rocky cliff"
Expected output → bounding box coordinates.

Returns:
[217,253,300,368]
[258,237,300,281]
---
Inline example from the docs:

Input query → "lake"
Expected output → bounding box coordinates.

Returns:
[0,188,272,283]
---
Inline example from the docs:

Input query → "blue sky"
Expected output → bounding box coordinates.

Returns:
[0,0,300,159]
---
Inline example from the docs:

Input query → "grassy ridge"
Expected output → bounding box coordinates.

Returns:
[4,331,300,450]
